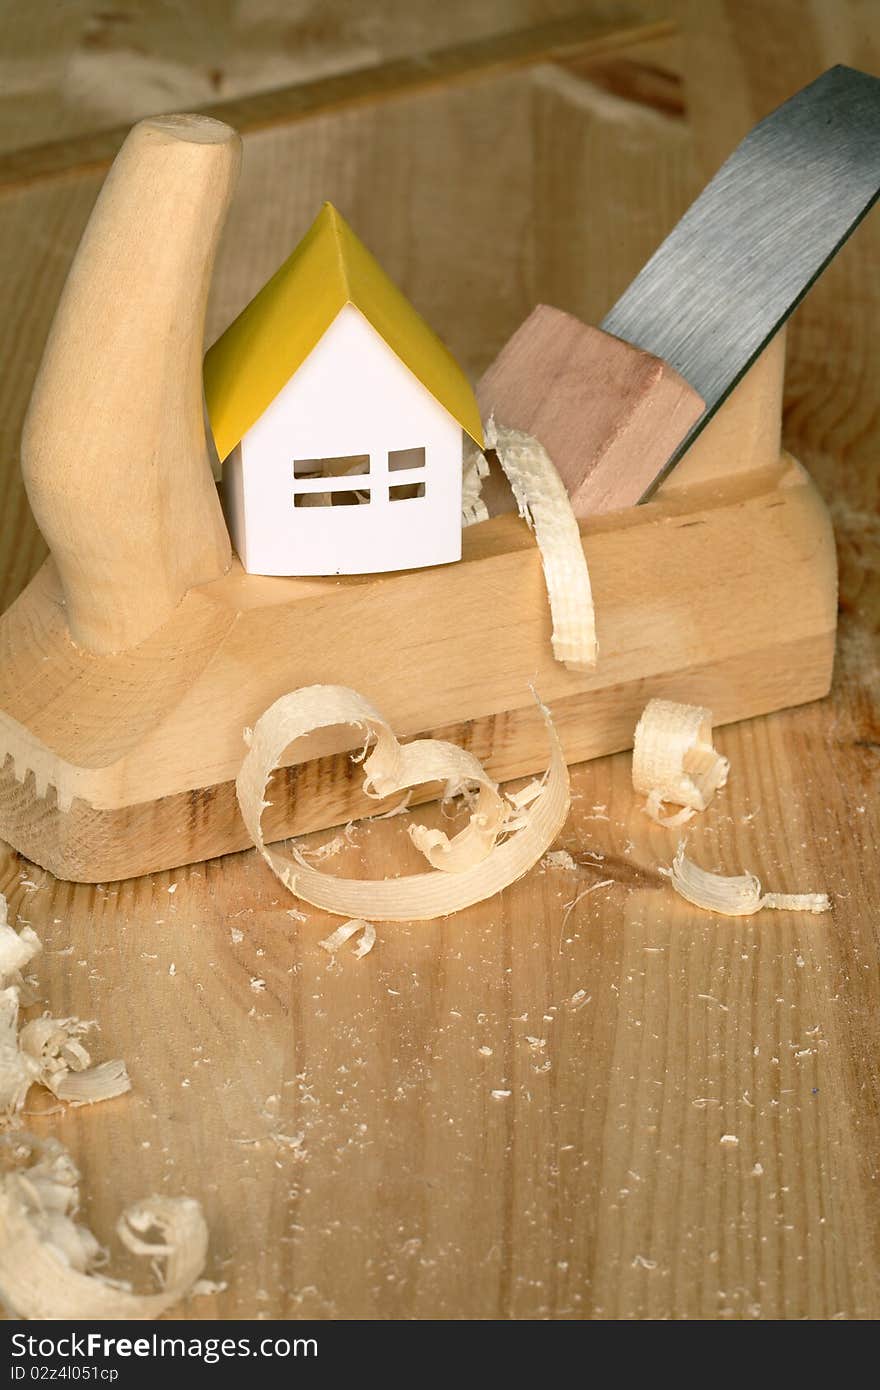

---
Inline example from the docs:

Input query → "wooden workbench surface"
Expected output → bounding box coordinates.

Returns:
[1,4,878,1320]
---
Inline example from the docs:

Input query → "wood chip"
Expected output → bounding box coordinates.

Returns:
[318,919,377,959]
[0,896,44,1125]
[543,849,577,871]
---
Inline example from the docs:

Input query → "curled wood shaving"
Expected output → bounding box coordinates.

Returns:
[0,895,40,988]
[18,1016,131,1106]
[461,447,490,527]
[0,892,131,1125]
[0,989,37,1125]
[236,684,570,922]
[0,1133,208,1321]
[662,843,831,917]
[633,699,729,825]
[483,418,597,670]
[319,919,377,959]
[0,895,209,1320]
[0,895,43,1125]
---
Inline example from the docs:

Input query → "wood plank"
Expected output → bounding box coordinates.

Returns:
[0,10,674,190]
[1,4,664,160]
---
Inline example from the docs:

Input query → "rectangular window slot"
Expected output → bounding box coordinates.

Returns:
[294,454,370,479]
[389,482,426,502]
[388,447,426,471]
[294,489,370,508]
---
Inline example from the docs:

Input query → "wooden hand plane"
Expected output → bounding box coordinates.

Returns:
[2,69,876,882]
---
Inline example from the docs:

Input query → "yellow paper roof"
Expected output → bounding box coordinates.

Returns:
[204,202,484,461]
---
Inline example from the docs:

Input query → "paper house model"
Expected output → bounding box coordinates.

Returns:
[204,203,484,576]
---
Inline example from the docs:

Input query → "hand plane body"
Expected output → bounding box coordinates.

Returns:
[4,69,874,881]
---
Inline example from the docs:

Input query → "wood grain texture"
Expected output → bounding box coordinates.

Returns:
[0,7,673,189]
[664,326,786,491]
[0,3,878,1321]
[476,304,705,514]
[0,3,635,158]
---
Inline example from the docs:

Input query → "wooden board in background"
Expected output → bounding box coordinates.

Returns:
[0,7,673,186]
[0,2,878,1319]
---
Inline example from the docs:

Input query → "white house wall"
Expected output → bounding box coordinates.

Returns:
[229,304,464,576]
[221,441,246,567]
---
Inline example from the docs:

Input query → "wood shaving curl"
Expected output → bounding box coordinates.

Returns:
[483,418,597,670]
[461,448,490,527]
[18,1016,131,1106]
[662,843,831,917]
[0,893,213,1319]
[236,684,570,922]
[0,893,131,1125]
[633,698,729,825]
[0,895,40,988]
[318,919,377,960]
[0,897,44,1125]
[0,988,36,1124]
[0,1133,208,1321]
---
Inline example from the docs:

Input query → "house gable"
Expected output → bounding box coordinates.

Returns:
[243,304,459,463]
[224,305,463,577]
[205,203,483,462]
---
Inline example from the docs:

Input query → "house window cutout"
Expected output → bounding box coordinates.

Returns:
[390,482,426,501]
[294,454,370,479]
[293,455,370,508]
[388,447,426,472]
[294,489,370,507]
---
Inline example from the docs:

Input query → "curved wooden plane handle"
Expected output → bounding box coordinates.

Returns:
[21,114,240,654]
